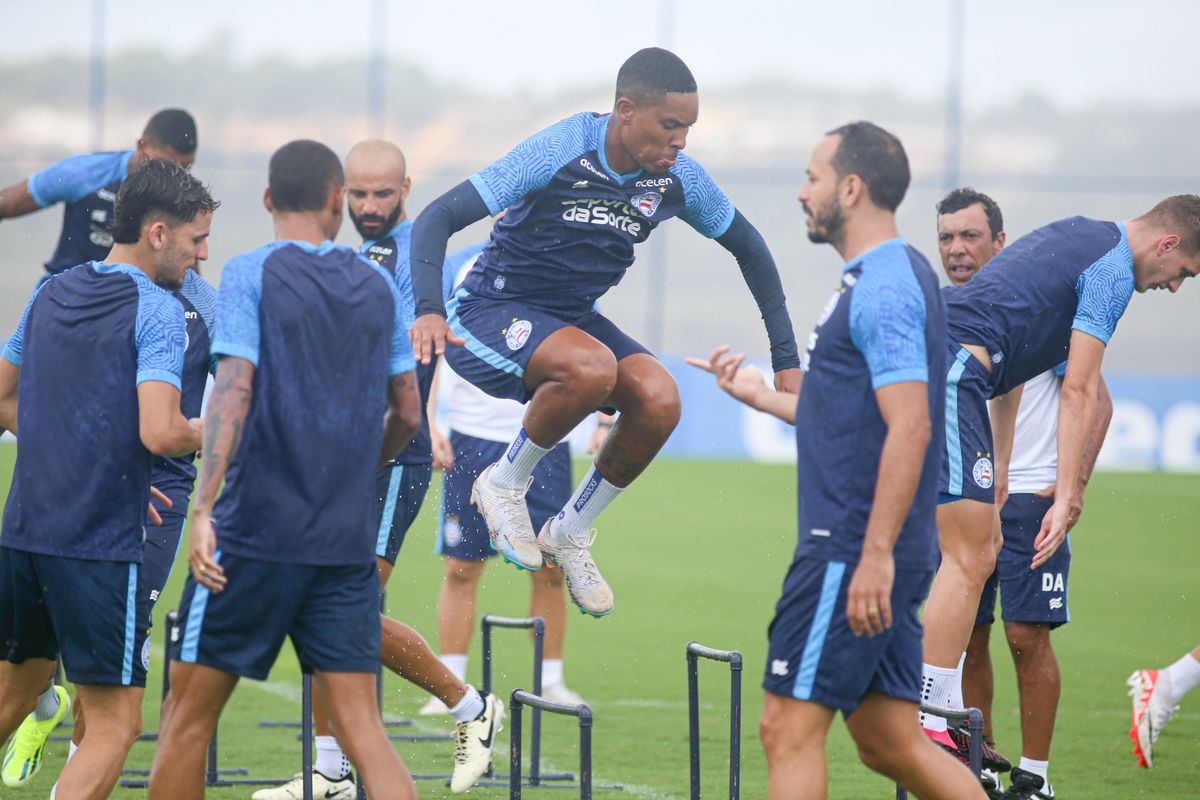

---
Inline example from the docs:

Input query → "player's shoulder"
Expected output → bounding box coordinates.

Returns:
[852,240,931,306]
[524,111,604,157]
[668,151,718,190]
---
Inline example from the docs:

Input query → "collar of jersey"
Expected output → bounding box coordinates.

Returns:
[362,219,412,252]
[843,236,905,272]
[92,260,149,280]
[597,114,645,184]
[1114,221,1133,274]
[283,239,339,255]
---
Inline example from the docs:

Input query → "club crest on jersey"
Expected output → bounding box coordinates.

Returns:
[493,275,506,291]
[141,637,152,671]
[972,456,993,489]
[443,515,462,548]
[504,319,533,351]
[632,191,662,218]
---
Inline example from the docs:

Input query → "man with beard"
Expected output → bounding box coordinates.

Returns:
[0,159,209,799]
[408,47,800,618]
[251,139,501,800]
[690,122,986,800]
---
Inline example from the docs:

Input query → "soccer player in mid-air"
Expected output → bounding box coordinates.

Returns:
[252,139,500,800]
[920,193,1200,785]
[408,47,800,618]
[0,158,209,800]
[933,188,1112,800]
[0,109,198,281]
[691,121,986,800]
[146,140,424,800]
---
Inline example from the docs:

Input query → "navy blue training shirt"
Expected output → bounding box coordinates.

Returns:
[361,220,455,467]
[944,217,1134,397]
[1,262,186,562]
[209,241,415,566]
[151,268,217,487]
[27,151,134,274]
[794,239,947,571]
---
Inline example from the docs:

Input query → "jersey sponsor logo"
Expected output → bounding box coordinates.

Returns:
[368,245,394,257]
[493,275,506,291]
[770,659,789,676]
[1048,596,1064,610]
[89,230,114,248]
[801,330,819,372]
[185,310,199,320]
[560,199,644,236]
[504,319,533,351]
[632,191,662,218]
[1042,572,1065,592]
[90,209,107,223]
[810,528,831,537]
[972,456,994,488]
[635,177,673,188]
[572,180,589,189]
[816,288,842,327]
[97,188,117,202]
[579,158,611,181]
[443,515,462,548]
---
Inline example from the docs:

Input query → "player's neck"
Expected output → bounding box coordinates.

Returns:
[836,214,900,263]
[273,213,334,247]
[104,243,159,281]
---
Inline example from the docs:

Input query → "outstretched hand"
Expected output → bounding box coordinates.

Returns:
[409,313,466,366]
[685,345,768,408]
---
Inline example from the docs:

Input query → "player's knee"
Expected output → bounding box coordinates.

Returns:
[624,369,682,433]
[854,736,896,776]
[443,558,484,588]
[1005,622,1050,660]
[569,347,619,400]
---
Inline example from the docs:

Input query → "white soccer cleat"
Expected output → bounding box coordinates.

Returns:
[537,521,613,618]
[251,771,355,800]
[540,682,586,707]
[1127,667,1180,768]
[451,693,504,794]
[471,465,542,571]
[419,695,450,716]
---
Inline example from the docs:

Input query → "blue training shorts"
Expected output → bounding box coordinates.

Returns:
[0,546,150,686]
[763,555,933,715]
[144,482,191,606]
[938,344,996,504]
[172,553,381,679]
[444,289,650,403]
[436,432,573,561]
[374,462,433,564]
[975,493,1070,628]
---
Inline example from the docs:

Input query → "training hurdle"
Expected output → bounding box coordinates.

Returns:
[894,702,984,799]
[686,641,742,800]
[508,689,611,799]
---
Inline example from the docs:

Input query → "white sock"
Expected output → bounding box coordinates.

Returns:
[546,465,624,543]
[314,736,350,780]
[918,663,957,732]
[52,742,79,797]
[489,429,551,489]
[33,685,61,721]
[1018,757,1049,783]
[1163,651,1200,702]
[948,651,966,710]
[448,684,485,723]
[441,653,468,683]
[543,659,564,688]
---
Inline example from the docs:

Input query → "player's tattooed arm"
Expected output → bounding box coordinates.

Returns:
[0,179,39,220]
[379,370,421,466]
[192,356,255,515]
[0,359,19,434]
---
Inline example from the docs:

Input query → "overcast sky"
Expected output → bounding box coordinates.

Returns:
[6,0,1198,112]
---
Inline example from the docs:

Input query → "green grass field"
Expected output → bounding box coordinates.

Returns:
[0,443,1196,799]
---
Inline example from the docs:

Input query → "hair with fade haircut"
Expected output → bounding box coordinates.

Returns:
[825,121,910,212]
[110,158,218,244]
[1139,194,1200,253]
[268,140,344,213]
[142,108,198,155]
[937,187,1004,239]
[615,47,697,105]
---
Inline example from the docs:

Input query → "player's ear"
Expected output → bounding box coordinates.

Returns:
[994,230,1007,250]
[1158,233,1180,256]
[144,219,168,250]
[330,185,346,214]
[262,187,273,214]
[615,97,636,123]
[400,175,412,200]
[841,174,865,208]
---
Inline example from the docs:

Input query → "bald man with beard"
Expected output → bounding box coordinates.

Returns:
[252,141,500,800]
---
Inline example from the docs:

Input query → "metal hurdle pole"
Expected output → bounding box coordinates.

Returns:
[894,703,984,799]
[478,614,573,784]
[686,642,742,800]
[508,690,597,800]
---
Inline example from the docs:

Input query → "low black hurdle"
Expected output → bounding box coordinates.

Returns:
[507,690,595,799]
[686,642,742,800]
[894,702,984,799]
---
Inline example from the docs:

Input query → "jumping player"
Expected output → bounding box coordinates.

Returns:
[146,140,421,800]
[0,109,198,280]
[251,139,500,800]
[921,194,1200,784]
[407,47,800,618]
[0,158,209,800]
[933,188,1112,799]
[1128,644,1200,767]
[691,121,985,800]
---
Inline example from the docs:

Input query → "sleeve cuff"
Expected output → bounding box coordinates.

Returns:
[137,370,182,391]
[26,175,50,209]
[211,341,260,367]
[2,346,20,368]
[389,354,417,377]
[1071,322,1112,346]
[709,204,737,239]
[871,367,928,390]
[467,173,503,216]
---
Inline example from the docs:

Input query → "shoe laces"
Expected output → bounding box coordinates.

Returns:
[453,721,471,764]
[558,529,602,584]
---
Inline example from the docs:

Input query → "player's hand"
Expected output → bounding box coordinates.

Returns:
[430,426,454,471]
[189,417,204,458]
[846,549,894,637]
[409,313,465,366]
[147,485,173,527]
[994,477,1009,512]
[773,367,802,394]
[188,509,227,593]
[1034,482,1055,499]
[1032,494,1079,570]
[685,345,767,408]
